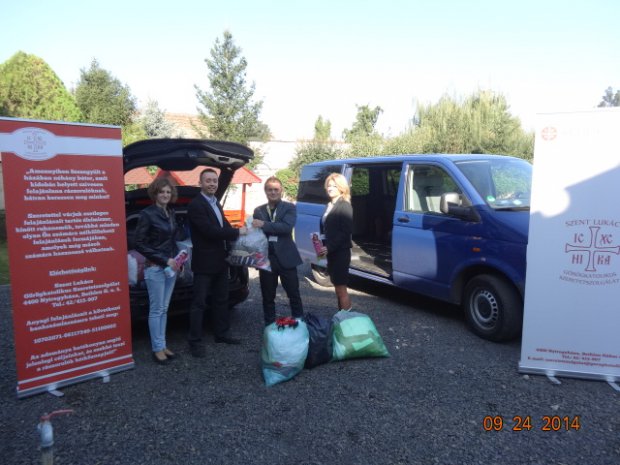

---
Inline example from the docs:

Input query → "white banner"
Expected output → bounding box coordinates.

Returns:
[519,108,620,382]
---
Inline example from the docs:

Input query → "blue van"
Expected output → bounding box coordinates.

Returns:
[295,154,531,341]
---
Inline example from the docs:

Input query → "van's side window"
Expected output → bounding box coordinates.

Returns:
[297,165,341,204]
[405,165,461,213]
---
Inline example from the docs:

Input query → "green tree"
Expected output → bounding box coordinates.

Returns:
[341,104,385,157]
[195,30,271,144]
[289,141,344,176]
[0,51,82,121]
[383,129,427,155]
[139,99,176,138]
[343,104,383,142]
[409,91,533,161]
[314,115,331,142]
[74,59,136,126]
[346,132,385,158]
[246,144,265,171]
[122,122,147,147]
[598,86,620,107]
[274,167,299,200]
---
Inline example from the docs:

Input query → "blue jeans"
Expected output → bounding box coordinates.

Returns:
[144,265,177,352]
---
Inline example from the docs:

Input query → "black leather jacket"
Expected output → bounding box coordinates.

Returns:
[134,204,181,267]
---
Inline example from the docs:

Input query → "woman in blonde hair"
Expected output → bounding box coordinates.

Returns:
[319,173,353,311]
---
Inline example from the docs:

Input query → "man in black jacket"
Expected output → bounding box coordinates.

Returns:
[252,176,304,326]
[187,168,247,357]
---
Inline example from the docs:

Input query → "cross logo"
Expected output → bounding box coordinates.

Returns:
[13,127,55,160]
[541,126,557,141]
[23,130,47,153]
[565,226,620,272]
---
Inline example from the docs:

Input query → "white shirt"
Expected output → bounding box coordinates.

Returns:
[202,193,223,227]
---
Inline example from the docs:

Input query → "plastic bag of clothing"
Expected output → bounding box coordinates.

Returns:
[332,310,390,361]
[303,313,333,369]
[127,250,145,287]
[227,217,271,271]
[261,317,309,386]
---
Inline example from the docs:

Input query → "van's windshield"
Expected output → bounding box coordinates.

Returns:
[455,158,532,210]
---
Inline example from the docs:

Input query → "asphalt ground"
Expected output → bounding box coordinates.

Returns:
[1,265,619,465]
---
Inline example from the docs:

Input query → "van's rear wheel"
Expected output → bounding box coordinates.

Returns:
[463,274,522,342]
[311,264,333,287]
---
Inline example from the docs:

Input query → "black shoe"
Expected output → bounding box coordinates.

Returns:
[189,343,206,358]
[214,336,241,345]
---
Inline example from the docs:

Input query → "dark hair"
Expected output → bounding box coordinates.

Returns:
[147,177,178,203]
[199,168,219,183]
[264,176,283,190]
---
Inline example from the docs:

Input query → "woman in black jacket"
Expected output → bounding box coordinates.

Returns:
[320,173,353,311]
[134,178,181,364]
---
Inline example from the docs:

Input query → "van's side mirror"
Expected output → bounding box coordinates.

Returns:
[440,193,480,222]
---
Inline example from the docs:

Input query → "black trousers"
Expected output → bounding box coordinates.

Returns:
[259,254,303,325]
[188,271,230,343]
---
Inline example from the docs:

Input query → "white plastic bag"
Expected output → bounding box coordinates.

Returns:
[261,317,309,386]
[227,217,271,271]
[128,253,138,286]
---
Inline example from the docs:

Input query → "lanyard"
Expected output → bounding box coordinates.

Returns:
[267,206,277,222]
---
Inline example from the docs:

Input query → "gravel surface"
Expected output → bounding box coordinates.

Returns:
[1,265,619,465]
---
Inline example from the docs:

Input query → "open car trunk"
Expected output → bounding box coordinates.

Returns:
[123,139,253,319]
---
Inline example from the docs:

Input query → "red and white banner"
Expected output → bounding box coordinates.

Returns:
[0,117,134,398]
[519,109,620,383]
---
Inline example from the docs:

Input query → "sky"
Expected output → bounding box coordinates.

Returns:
[1,0,619,141]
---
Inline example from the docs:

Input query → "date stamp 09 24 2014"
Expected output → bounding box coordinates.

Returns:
[482,415,581,432]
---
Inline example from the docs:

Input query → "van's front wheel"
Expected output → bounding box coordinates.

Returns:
[311,264,333,287]
[463,274,522,342]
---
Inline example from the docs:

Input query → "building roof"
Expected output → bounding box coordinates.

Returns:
[164,113,204,138]
[155,166,261,186]
[124,167,153,185]
[231,166,262,184]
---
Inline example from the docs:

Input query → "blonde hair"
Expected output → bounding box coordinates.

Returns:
[324,173,351,202]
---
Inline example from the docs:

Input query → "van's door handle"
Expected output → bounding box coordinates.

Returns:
[397,216,410,223]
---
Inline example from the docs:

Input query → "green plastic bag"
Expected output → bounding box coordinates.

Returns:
[332,310,390,361]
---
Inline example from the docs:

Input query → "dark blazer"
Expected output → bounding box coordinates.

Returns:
[188,193,240,274]
[253,201,302,269]
[320,197,353,254]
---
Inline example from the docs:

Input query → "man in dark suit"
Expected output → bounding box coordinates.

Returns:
[187,168,247,357]
[252,176,304,326]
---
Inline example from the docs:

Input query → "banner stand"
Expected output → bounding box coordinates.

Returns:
[27,363,134,399]
[607,380,620,392]
[519,108,620,387]
[0,117,135,398]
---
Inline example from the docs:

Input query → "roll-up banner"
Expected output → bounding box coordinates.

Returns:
[0,117,134,398]
[519,108,620,382]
